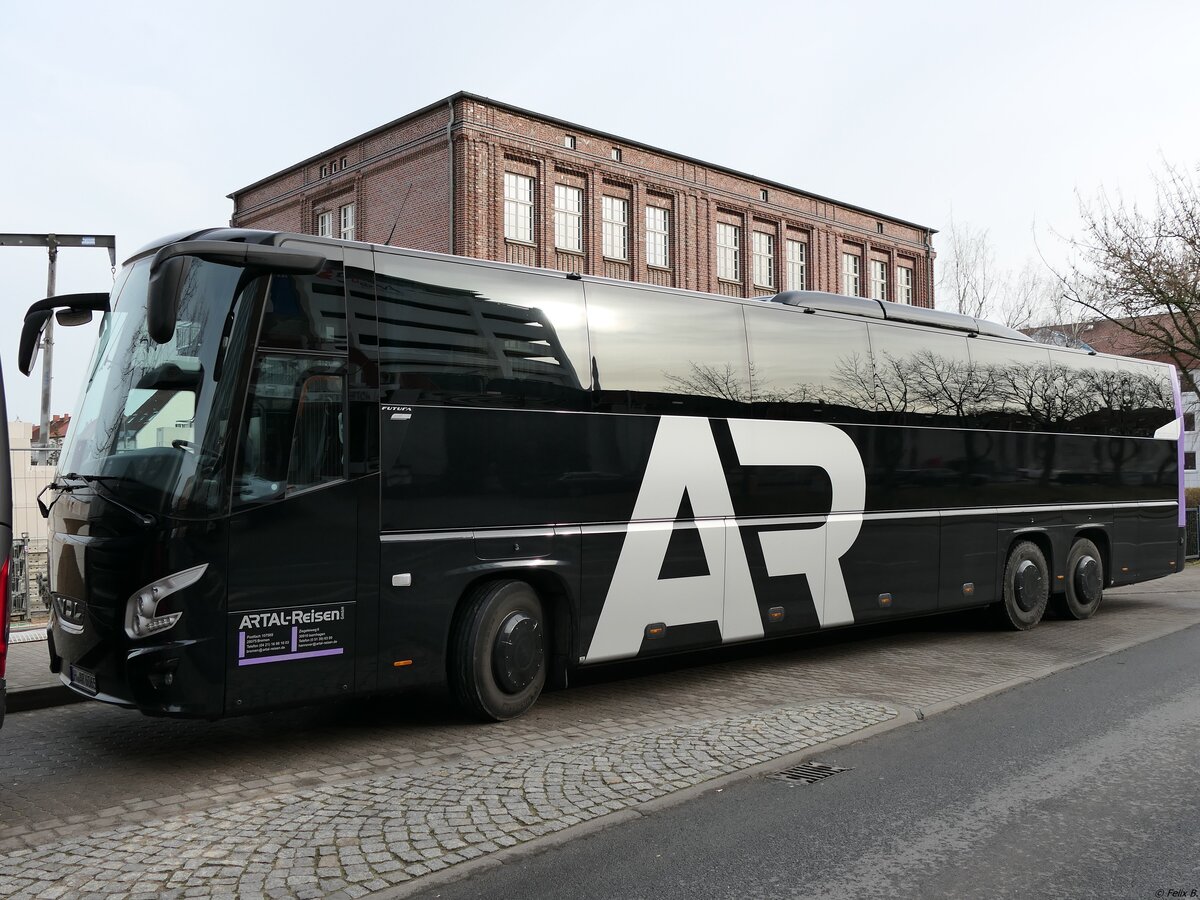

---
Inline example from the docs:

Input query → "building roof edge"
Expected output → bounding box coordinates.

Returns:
[227,91,938,235]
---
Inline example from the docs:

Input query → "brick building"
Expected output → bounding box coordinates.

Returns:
[229,92,936,306]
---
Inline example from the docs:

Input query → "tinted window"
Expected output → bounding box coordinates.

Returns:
[1048,351,1122,434]
[967,338,1053,431]
[869,325,975,425]
[744,306,874,421]
[374,254,589,409]
[258,264,348,353]
[585,283,750,416]
[1118,359,1175,435]
[233,355,347,506]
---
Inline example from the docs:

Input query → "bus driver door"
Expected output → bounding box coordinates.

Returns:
[225,251,359,714]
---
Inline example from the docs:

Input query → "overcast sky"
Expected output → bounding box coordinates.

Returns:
[2,0,1198,423]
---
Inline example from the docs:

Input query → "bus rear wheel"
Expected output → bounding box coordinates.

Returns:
[1061,538,1104,620]
[450,579,546,722]
[996,540,1049,630]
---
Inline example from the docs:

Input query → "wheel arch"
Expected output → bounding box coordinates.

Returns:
[1009,529,1053,573]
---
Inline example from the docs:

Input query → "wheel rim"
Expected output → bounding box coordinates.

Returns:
[1073,555,1102,606]
[1013,559,1043,612]
[492,610,543,694]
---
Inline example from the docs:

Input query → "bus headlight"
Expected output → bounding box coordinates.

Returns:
[124,564,208,640]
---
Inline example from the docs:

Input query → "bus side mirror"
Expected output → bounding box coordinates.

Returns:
[146,241,325,346]
[17,291,110,376]
[147,255,189,345]
[18,309,52,376]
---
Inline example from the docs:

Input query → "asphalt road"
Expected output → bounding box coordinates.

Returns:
[413,623,1200,900]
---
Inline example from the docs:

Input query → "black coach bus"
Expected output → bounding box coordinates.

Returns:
[0,357,10,728]
[18,229,1185,721]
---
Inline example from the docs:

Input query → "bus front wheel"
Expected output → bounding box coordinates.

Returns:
[450,579,546,722]
[996,540,1049,630]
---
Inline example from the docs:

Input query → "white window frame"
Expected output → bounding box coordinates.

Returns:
[646,206,670,268]
[841,252,861,296]
[504,173,535,243]
[752,232,774,288]
[316,210,332,238]
[339,203,356,241]
[717,223,741,282]
[554,185,584,252]
[602,196,628,260]
[870,259,888,301]
[897,265,914,304]
[786,240,806,291]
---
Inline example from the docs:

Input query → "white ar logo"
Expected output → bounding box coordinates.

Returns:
[584,417,866,663]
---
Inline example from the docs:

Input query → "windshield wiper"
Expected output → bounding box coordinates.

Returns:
[39,473,157,528]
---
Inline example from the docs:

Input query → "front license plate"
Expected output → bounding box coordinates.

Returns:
[69,665,97,694]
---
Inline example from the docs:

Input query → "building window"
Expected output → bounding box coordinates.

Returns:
[646,206,670,268]
[786,240,806,291]
[760,189,769,202]
[877,222,885,234]
[339,203,356,241]
[341,156,348,168]
[602,196,628,260]
[841,252,861,296]
[319,165,328,178]
[504,173,535,243]
[871,260,888,301]
[611,147,622,162]
[330,160,338,174]
[316,210,332,238]
[554,185,584,252]
[1187,451,1197,470]
[564,135,576,149]
[897,265,914,304]
[717,223,741,282]
[752,232,774,289]
[1185,412,1196,431]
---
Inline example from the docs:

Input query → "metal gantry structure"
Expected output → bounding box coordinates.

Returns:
[0,233,116,463]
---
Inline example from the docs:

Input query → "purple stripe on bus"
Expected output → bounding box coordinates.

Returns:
[237,648,344,666]
[238,631,246,658]
[1172,366,1185,527]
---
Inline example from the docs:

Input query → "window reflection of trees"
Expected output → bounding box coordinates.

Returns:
[657,351,1172,437]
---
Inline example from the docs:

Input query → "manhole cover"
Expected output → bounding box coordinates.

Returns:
[769,761,851,784]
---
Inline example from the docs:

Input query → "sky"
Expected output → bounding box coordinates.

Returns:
[1,0,1198,423]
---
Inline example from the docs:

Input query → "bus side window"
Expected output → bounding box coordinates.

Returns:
[234,355,347,507]
[287,374,345,489]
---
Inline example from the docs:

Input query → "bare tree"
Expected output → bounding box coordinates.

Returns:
[1056,160,1200,388]
[937,218,1061,330]
[995,261,1056,331]
[938,216,999,319]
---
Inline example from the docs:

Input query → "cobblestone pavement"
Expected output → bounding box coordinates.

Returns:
[0,701,895,899]
[0,571,1197,898]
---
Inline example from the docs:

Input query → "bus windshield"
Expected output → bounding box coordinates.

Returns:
[58,256,259,518]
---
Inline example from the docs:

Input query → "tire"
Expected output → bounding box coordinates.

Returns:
[995,540,1049,631]
[1061,538,1104,620]
[450,580,546,722]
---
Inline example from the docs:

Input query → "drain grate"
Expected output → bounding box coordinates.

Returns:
[769,761,851,784]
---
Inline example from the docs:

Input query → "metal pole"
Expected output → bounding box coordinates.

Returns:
[39,236,58,466]
[20,534,31,621]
